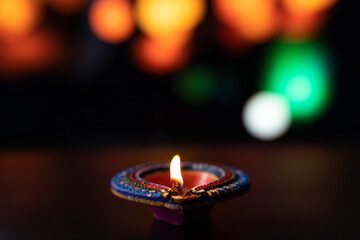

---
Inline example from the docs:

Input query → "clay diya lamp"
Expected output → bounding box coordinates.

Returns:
[111,155,251,225]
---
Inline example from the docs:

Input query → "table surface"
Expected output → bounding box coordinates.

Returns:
[0,144,359,240]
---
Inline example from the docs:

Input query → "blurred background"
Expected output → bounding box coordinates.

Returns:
[0,0,358,146]
[1,1,360,239]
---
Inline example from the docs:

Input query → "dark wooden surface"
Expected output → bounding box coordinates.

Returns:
[0,144,359,239]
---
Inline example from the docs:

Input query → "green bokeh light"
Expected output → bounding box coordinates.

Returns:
[286,76,312,102]
[261,40,333,123]
[173,64,217,107]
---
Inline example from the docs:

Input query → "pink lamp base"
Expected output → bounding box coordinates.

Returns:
[151,205,213,226]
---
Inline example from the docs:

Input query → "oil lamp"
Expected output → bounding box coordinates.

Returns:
[111,155,250,225]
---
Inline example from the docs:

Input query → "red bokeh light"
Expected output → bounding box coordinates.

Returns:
[0,28,65,76]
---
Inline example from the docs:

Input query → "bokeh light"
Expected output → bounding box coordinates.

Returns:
[212,0,279,43]
[281,12,325,40]
[242,92,292,141]
[286,76,313,102]
[47,0,88,15]
[281,0,338,16]
[0,0,43,41]
[0,28,64,76]
[173,64,217,107]
[132,34,191,75]
[88,0,134,44]
[261,40,333,123]
[135,0,206,38]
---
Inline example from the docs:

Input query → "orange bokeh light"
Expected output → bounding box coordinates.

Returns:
[135,0,206,38]
[88,0,134,44]
[47,0,88,15]
[212,0,279,43]
[132,33,191,75]
[281,12,325,40]
[0,0,43,41]
[282,0,338,16]
[0,28,64,76]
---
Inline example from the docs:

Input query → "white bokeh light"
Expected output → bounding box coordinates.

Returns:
[242,92,292,141]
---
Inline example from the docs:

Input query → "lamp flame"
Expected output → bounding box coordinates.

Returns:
[170,154,183,187]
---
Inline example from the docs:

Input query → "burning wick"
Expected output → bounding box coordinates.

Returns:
[170,155,184,195]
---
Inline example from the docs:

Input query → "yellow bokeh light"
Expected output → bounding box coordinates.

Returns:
[0,0,43,41]
[88,0,134,44]
[212,0,279,43]
[282,0,338,16]
[135,0,206,38]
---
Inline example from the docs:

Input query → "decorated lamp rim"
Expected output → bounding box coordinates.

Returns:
[111,162,250,210]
